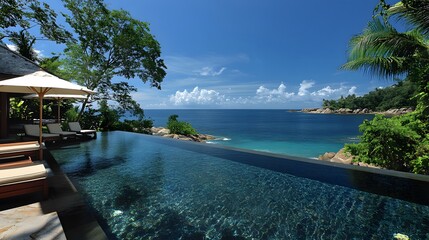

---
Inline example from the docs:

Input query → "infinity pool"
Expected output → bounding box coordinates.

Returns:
[50,131,429,239]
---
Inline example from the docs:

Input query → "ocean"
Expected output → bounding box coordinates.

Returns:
[142,109,374,159]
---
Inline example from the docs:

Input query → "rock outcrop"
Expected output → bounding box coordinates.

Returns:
[148,127,215,142]
[330,148,353,164]
[318,152,336,161]
[302,107,413,115]
[318,148,379,168]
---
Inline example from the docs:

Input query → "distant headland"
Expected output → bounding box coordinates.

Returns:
[300,107,413,116]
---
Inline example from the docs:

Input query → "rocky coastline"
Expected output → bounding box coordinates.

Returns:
[317,148,379,168]
[148,127,379,168]
[148,127,216,142]
[301,107,413,115]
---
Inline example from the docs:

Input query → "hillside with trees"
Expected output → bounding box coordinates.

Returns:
[341,0,429,174]
[322,80,418,111]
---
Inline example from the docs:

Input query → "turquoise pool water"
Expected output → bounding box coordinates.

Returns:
[50,131,429,239]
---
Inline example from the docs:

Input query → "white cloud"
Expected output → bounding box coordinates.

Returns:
[6,44,43,58]
[165,54,247,77]
[6,44,17,52]
[256,83,295,102]
[254,81,358,103]
[298,80,315,96]
[348,86,357,95]
[311,86,338,96]
[170,87,226,105]
[310,84,357,98]
[162,81,358,108]
[196,67,226,76]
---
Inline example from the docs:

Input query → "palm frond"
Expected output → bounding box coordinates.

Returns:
[342,56,408,79]
[388,0,429,36]
[343,18,428,79]
[349,19,427,59]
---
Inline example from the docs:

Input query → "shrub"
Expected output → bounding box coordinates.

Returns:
[167,115,197,135]
[345,113,429,173]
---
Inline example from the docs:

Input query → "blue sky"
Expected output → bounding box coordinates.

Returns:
[15,0,402,109]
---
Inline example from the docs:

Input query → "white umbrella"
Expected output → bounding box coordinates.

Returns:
[23,94,88,123]
[0,70,95,159]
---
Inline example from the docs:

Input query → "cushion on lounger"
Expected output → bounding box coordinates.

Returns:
[46,123,63,133]
[46,124,76,136]
[0,164,47,186]
[0,142,40,154]
[68,122,82,132]
[24,125,60,138]
[24,125,39,136]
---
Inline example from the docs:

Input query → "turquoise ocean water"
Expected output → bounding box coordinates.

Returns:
[142,109,373,158]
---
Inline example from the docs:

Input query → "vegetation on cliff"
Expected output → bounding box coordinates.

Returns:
[322,80,418,111]
[342,0,429,174]
[167,115,198,136]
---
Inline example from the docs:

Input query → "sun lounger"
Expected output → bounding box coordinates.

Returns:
[0,163,48,200]
[24,124,61,142]
[68,122,97,139]
[0,155,33,168]
[47,123,77,139]
[0,141,40,159]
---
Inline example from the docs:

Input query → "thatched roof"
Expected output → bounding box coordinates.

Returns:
[0,44,41,78]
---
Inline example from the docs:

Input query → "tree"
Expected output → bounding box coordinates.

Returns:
[62,0,167,120]
[0,0,71,42]
[8,30,38,61]
[167,115,198,136]
[342,0,429,174]
[322,80,418,111]
[342,0,429,115]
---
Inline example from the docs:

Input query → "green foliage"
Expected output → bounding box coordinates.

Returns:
[79,108,100,130]
[9,98,33,120]
[62,0,166,120]
[64,106,79,123]
[168,114,179,122]
[167,115,198,135]
[39,56,71,80]
[341,0,429,174]
[77,101,154,134]
[322,80,418,111]
[115,119,153,133]
[9,97,73,121]
[98,100,120,131]
[342,0,429,114]
[8,30,38,61]
[346,113,429,174]
[0,0,71,42]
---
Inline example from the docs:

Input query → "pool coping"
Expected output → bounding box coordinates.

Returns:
[42,149,109,240]
[145,132,429,180]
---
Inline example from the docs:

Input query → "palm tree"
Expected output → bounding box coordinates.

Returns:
[342,0,429,114]
[9,30,39,61]
[341,1,429,174]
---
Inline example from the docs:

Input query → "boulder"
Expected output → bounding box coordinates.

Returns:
[197,134,216,141]
[152,127,170,136]
[321,108,333,114]
[301,108,318,113]
[330,148,353,164]
[318,152,336,161]
[362,108,370,114]
[178,136,193,141]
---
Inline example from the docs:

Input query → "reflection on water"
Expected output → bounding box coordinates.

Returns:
[50,132,429,239]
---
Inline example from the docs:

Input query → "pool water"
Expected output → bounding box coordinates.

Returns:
[50,131,429,239]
